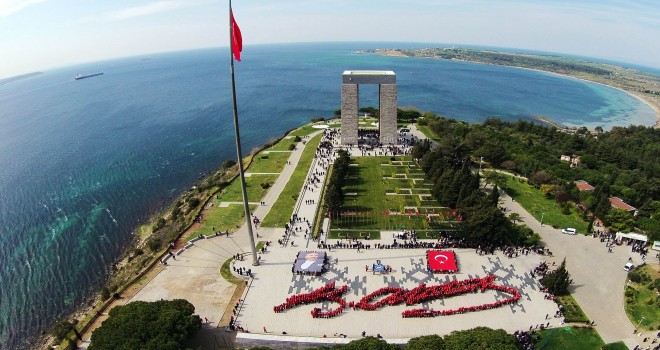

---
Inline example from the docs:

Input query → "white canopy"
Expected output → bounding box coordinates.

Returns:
[616,232,648,243]
[652,241,660,252]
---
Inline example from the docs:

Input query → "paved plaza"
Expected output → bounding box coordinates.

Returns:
[233,245,559,339]
[121,122,657,349]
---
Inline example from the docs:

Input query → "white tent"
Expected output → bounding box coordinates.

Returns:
[652,241,660,252]
[615,232,648,243]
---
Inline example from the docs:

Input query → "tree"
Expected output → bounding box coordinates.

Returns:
[508,212,521,224]
[540,258,572,296]
[530,171,552,186]
[483,171,507,190]
[500,160,516,171]
[488,185,500,205]
[152,217,166,233]
[337,337,398,350]
[221,159,236,170]
[407,335,445,350]
[604,208,635,232]
[443,327,519,350]
[89,299,202,350]
[411,139,431,160]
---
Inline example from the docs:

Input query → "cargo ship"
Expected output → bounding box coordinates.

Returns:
[75,72,104,80]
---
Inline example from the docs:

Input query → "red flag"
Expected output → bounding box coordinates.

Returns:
[230,10,242,61]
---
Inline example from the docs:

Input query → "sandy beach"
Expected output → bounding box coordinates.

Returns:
[373,50,660,128]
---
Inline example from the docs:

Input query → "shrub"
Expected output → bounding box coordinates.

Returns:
[151,217,166,233]
[147,237,162,252]
[101,287,111,300]
[293,135,302,142]
[629,270,650,283]
[221,159,237,170]
[288,144,296,150]
[260,182,271,189]
[52,320,76,341]
[187,197,200,211]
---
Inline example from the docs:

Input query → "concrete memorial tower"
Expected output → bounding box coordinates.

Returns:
[341,70,397,145]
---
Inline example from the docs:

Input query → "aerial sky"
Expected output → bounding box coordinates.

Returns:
[1,0,660,78]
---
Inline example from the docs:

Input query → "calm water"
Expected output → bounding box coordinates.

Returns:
[0,42,655,348]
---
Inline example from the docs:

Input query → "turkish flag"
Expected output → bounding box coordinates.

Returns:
[230,10,242,61]
[427,250,457,272]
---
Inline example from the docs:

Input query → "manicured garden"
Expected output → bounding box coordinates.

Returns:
[246,151,290,173]
[219,174,278,202]
[535,327,605,350]
[556,294,589,323]
[187,204,258,241]
[184,125,317,239]
[624,264,660,330]
[261,133,323,227]
[329,156,453,232]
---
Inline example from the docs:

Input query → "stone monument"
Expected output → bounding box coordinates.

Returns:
[341,70,397,145]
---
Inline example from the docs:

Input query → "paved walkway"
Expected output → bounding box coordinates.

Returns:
[234,244,558,340]
[496,187,651,346]
[125,131,325,335]
[92,124,658,349]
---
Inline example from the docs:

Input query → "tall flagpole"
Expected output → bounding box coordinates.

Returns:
[229,0,259,266]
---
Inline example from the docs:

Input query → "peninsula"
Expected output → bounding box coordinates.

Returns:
[361,48,660,127]
[0,71,43,86]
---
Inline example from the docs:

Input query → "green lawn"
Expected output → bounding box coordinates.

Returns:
[289,124,320,137]
[331,156,451,231]
[535,327,604,350]
[624,264,660,330]
[261,133,323,227]
[556,294,589,322]
[219,174,278,202]
[247,151,290,173]
[220,257,242,284]
[500,174,589,233]
[417,124,441,142]
[187,204,258,242]
[602,342,628,350]
[266,140,297,151]
[328,230,381,240]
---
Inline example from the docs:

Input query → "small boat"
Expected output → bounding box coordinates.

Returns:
[75,72,103,80]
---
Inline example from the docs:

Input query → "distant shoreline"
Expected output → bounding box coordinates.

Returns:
[514,65,660,128]
[366,49,660,129]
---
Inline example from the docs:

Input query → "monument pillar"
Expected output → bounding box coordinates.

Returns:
[379,84,397,145]
[341,84,359,145]
[340,71,397,146]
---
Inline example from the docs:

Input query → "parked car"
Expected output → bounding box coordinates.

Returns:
[623,262,635,272]
[561,228,577,235]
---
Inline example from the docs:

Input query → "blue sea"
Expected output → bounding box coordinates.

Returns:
[0,42,655,348]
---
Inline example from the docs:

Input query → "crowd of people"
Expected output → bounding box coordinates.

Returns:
[273,282,348,318]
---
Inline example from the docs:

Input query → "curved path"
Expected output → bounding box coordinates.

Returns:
[496,187,651,347]
[129,131,324,317]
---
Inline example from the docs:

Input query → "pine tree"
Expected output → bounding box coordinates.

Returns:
[541,258,571,296]
[489,185,500,205]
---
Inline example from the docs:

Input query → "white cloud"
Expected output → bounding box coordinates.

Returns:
[106,1,189,21]
[0,0,45,17]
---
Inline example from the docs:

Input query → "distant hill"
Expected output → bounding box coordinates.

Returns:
[0,72,43,86]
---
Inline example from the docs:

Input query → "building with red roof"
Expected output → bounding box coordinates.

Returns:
[575,180,594,191]
[608,197,637,215]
